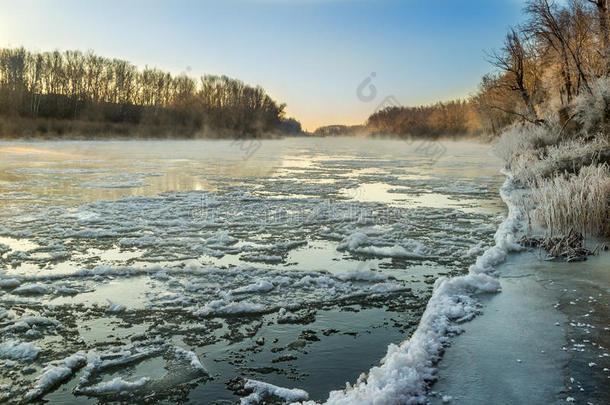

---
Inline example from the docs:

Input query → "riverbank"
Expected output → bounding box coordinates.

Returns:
[430,249,609,404]
[0,117,300,140]
[427,87,609,403]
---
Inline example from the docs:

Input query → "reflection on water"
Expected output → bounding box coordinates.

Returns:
[0,139,503,212]
[0,140,282,204]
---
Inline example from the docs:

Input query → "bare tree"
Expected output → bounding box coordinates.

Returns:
[488,28,543,124]
[526,0,592,93]
[587,0,610,74]
[0,47,288,136]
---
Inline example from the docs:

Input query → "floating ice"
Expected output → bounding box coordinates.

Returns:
[77,376,150,394]
[0,340,40,361]
[173,346,207,373]
[106,299,126,313]
[25,352,87,400]
[296,177,522,405]
[354,244,425,258]
[11,283,51,295]
[232,280,275,295]
[0,278,21,289]
[241,379,309,404]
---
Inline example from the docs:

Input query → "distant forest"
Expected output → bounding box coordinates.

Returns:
[367,100,481,138]
[366,0,609,139]
[0,48,301,138]
[313,125,366,136]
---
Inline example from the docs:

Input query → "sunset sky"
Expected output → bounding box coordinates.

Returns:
[0,0,525,131]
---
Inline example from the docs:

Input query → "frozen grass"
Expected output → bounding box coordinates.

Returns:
[495,83,609,240]
[493,123,560,166]
[511,136,609,185]
[572,77,610,134]
[530,164,610,238]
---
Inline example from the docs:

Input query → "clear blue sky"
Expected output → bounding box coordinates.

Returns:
[0,0,525,130]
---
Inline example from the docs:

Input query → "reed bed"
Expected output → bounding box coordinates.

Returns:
[530,164,610,238]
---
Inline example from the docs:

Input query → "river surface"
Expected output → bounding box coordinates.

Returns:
[0,138,509,403]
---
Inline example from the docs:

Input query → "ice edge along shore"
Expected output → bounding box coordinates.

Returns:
[277,171,524,405]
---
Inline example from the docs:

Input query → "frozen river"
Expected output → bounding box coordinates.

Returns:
[0,138,508,403]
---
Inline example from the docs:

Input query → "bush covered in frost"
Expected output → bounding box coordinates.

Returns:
[493,122,560,166]
[495,77,609,239]
[572,77,610,134]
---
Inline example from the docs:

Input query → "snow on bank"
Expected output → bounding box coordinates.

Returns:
[292,176,523,405]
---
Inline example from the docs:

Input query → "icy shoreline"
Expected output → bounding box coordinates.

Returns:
[288,173,525,404]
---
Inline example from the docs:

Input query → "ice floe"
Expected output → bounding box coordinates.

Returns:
[0,340,40,361]
[241,379,309,404]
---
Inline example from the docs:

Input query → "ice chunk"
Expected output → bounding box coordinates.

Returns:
[77,376,150,394]
[106,300,126,313]
[0,278,21,289]
[336,270,388,282]
[173,346,207,373]
[337,232,371,251]
[25,352,87,400]
[232,280,274,295]
[195,300,266,317]
[0,340,40,361]
[354,244,425,258]
[241,379,309,404]
[368,282,404,294]
[11,283,51,295]
[240,254,283,263]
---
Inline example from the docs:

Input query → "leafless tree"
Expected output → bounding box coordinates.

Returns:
[487,28,543,124]
[586,0,610,74]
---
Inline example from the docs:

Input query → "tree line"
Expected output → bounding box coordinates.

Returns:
[367,0,609,138]
[367,100,481,138]
[0,48,292,137]
[313,125,366,136]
